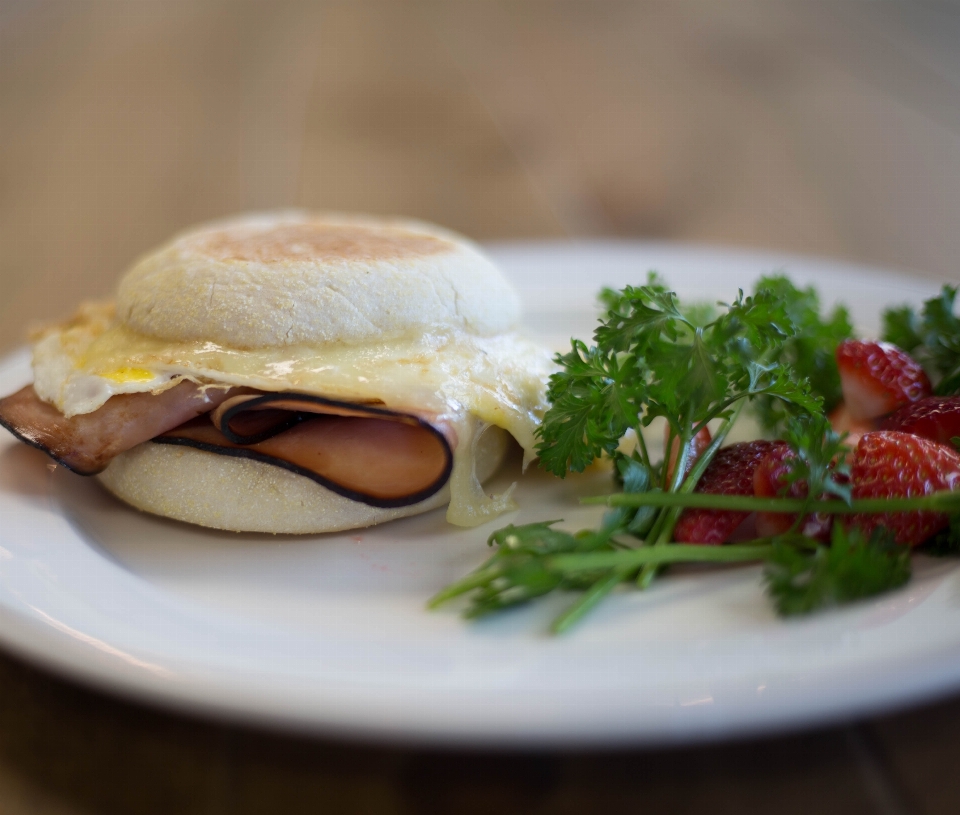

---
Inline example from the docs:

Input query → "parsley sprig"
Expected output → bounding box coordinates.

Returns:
[750,276,853,434]
[431,278,957,633]
[430,489,959,634]
[883,284,960,395]
[430,518,923,631]
[538,279,820,482]
[765,525,911,616]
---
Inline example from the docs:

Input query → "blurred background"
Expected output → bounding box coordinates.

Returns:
[2,1,959,352]
[1,2,960,813]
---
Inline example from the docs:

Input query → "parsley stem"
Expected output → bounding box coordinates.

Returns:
[681,401,746,495]
[583,490,960,514]
[637,399,746,588]
[633,426,652,471]
[427,565,501,608]
[550,543,775,572]
[551,569,630,634]
[643,427,691,546]
[665,401,744,507]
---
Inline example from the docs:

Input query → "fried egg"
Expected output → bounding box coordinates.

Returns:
[32,301,556,472]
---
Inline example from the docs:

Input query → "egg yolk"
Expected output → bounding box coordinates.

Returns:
[102,367,157,383]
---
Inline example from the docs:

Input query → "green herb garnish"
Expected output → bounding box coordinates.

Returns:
[431,277,951,633]
[923,512,960,557]
[537,281,820,481]
[883,284,960,395]
[750,276,853,434]
[764,524,910,616]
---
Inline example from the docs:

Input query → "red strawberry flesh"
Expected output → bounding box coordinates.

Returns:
[673,440,787,544]
[848,430,960,546]
[753,445,833,541]
[836,340,931,421]
[880,396,960,447]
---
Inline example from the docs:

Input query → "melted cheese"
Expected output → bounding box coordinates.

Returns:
[31,303,554,526]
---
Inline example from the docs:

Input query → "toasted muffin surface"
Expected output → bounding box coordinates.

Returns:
[116,212,522,349]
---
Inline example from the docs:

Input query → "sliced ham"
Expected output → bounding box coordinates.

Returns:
[160,393,455,507]
[0,384,458,507]
[210,392,405,444]
[0,382,234,475]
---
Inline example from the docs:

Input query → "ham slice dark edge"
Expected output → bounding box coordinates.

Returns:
[0,385,457,508]
[0,382,234,475]
[157,393,455,508]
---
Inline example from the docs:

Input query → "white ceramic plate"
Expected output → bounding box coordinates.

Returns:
[0,242,955,747]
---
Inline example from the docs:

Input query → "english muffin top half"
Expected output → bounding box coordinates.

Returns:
[117,212,523,350]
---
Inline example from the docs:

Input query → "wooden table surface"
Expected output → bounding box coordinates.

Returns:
[1,2,959,812]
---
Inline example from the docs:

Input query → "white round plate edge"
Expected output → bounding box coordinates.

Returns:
[0,242,957,747]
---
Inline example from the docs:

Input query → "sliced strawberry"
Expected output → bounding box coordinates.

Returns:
[836,340,931,421]
[880,395,960,447]
[664,424,712,487]
[673,441,786,544]
[753,447,793,537]
[828,401,878,448]
[847,430,960,546]
[753,446,833,541]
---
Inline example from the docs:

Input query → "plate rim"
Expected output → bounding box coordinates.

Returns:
[0,240,956,747]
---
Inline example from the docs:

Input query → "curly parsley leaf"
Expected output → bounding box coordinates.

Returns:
[750,276,853,435]
[428,522,624,619]
[764,524,910,616]
[882,285,960,395]
[882,305,924,353]
[782,413,853,504]
[715,288,792,352]
[922,512,960,556]
[537,341,647,476]
[745,361,824,416]
[594,285,685,352]
[537,279,821,477]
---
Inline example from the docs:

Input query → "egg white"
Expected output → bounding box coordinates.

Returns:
[31,302,556,467]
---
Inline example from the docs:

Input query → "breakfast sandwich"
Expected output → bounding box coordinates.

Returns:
[0,212,553,532]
